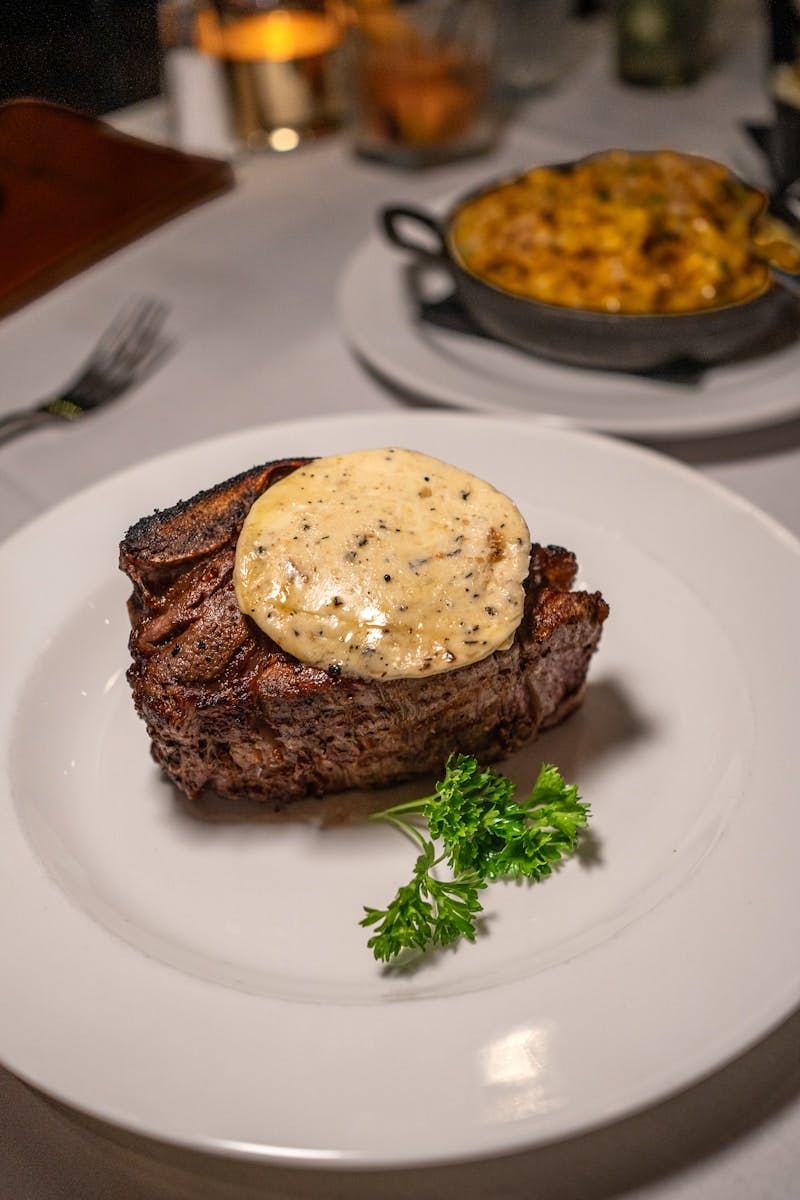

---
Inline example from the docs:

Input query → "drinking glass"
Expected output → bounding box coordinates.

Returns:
[194,0,348,151]
[348,0,498,167]
[613,0,712,87]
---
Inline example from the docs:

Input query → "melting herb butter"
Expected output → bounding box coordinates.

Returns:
[233,448,531,680]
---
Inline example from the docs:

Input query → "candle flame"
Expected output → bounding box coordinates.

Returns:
[196,7,341,62]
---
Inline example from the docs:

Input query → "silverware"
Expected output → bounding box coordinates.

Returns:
[0,297,170,445]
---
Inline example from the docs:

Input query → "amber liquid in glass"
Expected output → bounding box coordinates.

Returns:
[354,44,491,165]
[196,6,344,148]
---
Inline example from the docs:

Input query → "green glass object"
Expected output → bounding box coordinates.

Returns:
[614,0,712,86]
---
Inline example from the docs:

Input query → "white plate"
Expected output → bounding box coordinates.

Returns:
[2,411,800,1168]
[337,234,800,439]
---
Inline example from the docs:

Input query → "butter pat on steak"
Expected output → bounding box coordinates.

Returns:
[119,457,609,809]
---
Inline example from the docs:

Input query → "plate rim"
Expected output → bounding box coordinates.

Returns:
[336,234,800,440]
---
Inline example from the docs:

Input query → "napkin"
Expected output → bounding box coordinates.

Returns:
[0,98,235,317]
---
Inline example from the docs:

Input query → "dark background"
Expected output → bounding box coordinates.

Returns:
[0,1,160,115]
[0,0,616,118]
[0,1,793,120]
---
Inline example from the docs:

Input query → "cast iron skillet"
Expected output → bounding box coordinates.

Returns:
[381,154,800,372]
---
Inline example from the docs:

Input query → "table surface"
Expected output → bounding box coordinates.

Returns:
[3,4,800,1197]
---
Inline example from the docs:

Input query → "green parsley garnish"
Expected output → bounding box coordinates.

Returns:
[361,754,590,963]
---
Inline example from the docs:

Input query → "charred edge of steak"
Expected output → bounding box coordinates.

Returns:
[120,460,609,809]
[119,457,311,594]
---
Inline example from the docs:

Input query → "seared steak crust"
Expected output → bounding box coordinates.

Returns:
[120,459,609,809]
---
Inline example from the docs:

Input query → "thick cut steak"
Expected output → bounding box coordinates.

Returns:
[120,459,609,809]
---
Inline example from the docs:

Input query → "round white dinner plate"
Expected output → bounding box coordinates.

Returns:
[2,411,800,1168]
[337,233,800,439]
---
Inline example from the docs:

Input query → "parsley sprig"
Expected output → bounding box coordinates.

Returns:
[361,754,590,963]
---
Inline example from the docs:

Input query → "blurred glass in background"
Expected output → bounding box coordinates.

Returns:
[159,0,347,154]
[347,0,498,167]
[613,0,713,87]
[495,0,572,96]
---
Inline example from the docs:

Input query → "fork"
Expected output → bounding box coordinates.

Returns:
[0,298,170,445]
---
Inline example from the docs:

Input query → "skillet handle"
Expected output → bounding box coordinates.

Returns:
[380,205,449,263]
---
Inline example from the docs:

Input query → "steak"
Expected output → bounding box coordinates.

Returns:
[120,458,609,810]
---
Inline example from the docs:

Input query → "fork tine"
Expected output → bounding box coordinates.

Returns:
[0,297,172,440]
[70,333,171,408]
[86,297,168,373]
[50,298,170,413]
[87,326,166,390]
[105,308,170,379]
[56,298,169,407]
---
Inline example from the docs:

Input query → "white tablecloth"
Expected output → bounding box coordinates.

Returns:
[3,4,800,1196]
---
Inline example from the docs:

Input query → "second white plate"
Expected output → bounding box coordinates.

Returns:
[337,234,800,439]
